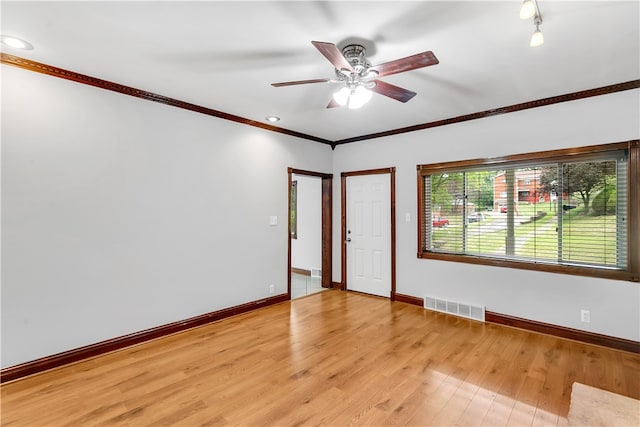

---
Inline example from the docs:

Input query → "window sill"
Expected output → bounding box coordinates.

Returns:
[418,251,638,282]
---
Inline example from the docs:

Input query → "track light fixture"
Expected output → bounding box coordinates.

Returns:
[519,0,535,20]
[520,0,544,47]
[530,15,544,47]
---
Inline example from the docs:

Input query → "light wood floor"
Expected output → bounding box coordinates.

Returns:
[2,290,639,426]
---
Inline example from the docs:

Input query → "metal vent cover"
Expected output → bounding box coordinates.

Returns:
[424,296,485,322]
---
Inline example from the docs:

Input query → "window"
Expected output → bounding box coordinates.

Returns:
[417,141,639,282]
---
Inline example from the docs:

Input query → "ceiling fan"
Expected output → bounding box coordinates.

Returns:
[271,41,439,109]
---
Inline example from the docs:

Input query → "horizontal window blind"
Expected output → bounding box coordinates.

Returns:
[422,151,628,270]
[560,159,623,267]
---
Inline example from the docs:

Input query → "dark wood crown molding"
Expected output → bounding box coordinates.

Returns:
[3,54,637,147]
[334,80,640,145]
[0,53,332,146]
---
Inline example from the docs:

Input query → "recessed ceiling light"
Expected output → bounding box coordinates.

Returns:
[265,116,280,123]
[1,35,34,50]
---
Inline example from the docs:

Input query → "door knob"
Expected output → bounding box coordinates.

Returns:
[346,238,352,243]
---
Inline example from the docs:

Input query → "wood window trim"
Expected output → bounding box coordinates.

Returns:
[416,140,640,282]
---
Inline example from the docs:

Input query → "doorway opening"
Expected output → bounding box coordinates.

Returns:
[287,168,332,299]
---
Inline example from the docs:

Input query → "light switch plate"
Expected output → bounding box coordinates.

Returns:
[269,216,278,226]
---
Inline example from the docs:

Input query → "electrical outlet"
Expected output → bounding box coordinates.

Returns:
[269,284,275,294]
[580,309,590,323]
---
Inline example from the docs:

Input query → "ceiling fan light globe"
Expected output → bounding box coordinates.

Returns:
[520,0,536,19]
[333,87,350,106]
[347,86,373,109]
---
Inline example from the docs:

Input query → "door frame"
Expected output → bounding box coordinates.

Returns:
[287,168,333,298]
[341,167,396,300]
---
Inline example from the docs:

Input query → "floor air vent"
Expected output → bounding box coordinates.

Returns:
[424,296,485,322]
[311,268,321,278]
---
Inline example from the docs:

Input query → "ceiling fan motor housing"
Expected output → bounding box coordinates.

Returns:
[341,44,371,71]
[335,44,376,88]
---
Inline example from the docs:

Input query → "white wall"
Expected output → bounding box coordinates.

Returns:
[333,89,640,342]
[2,63,638,369]
[0,65,333,368]
[291,174,322,272]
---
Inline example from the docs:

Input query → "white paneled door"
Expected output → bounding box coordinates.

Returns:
[346,174,391,298]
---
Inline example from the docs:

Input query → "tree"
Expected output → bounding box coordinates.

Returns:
[539,166,558,195]
[591,184,616,215]
[430,173,462,215]
[467,170,494,210]
[539,161,615,214]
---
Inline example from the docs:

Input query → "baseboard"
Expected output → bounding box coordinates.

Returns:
[332,281,345,290]
[390,293,639,354]
[394,293,424,307]
[291,267,311,276]
[485,311,640,354]
[0,294,289,383]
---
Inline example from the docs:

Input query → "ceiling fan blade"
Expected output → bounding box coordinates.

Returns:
[271,78,330,87]
[371,80,417,103]
[370,51,439,78]
[311,41,354,72]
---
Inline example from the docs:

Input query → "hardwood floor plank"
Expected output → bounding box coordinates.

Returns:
[455,386,497,427]
[2,290,638,426]
[403,372,463,425]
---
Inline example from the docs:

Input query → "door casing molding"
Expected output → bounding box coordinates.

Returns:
[287,168,333,298]
[340,168,396,300]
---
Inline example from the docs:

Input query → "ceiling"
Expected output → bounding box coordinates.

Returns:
[2,1,639,143]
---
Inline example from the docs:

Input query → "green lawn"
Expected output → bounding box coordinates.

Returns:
[431,203,620,267]
[518,208,618,265]
[560,208,618,265]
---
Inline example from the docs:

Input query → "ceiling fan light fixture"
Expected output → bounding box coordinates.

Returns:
[347,85,372,110]
[332,86,351,106]
[519,0,536,19]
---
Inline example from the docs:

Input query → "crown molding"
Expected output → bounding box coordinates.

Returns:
[0,53,333,146]
[334,80,640,145]
[2,53,638,146]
